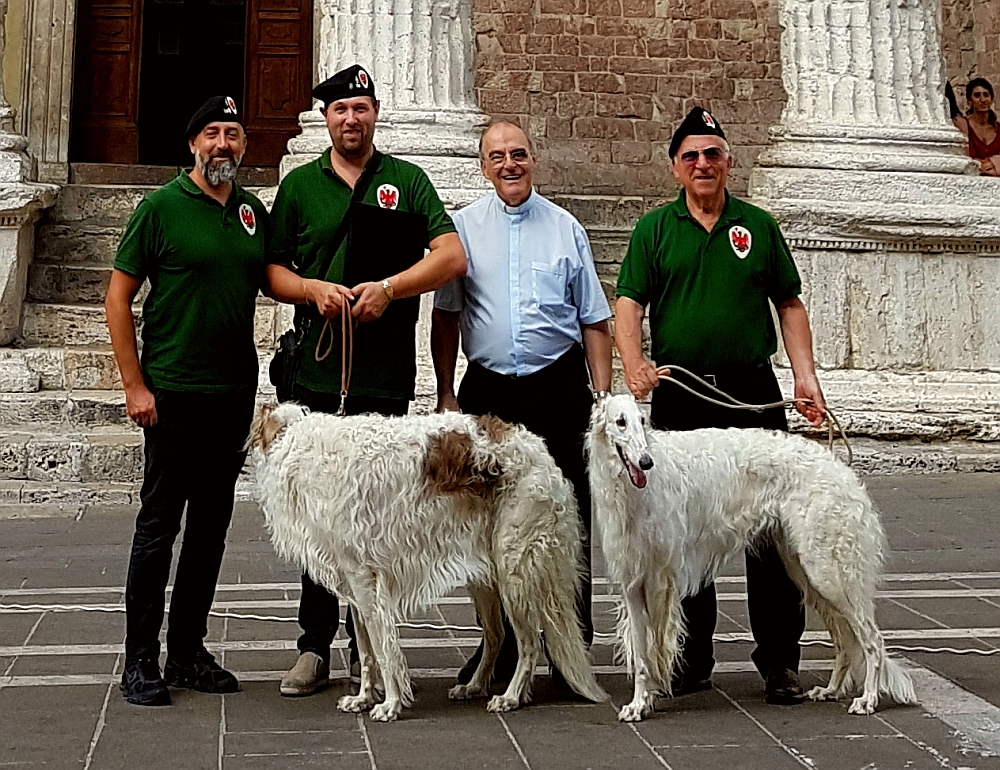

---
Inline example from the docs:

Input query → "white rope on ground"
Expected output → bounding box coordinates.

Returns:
[655,364,853,465]
[3,603,996,656]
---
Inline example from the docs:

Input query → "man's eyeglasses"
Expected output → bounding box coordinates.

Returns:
[678,147,728,166]
[486,148,531,167]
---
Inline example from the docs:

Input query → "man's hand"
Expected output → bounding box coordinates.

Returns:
[793,372,826,428]
[350,281,391,323]
[125,383,158,428]
[622,357,660,400]
[436,393,460,413]
[305,279,354,319]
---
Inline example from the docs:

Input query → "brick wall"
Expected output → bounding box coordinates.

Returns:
[975,0,1000,82]
[472,0,784,198]
[940,0,1000,108]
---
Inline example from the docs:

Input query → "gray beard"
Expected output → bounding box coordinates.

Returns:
[198,154,239,186]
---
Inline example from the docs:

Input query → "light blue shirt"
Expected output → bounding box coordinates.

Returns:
[435,190,611,377]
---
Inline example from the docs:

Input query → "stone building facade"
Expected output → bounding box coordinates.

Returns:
[0,0,994,508]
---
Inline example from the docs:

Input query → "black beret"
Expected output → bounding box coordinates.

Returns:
[184,96,243,139]
[312,64,377,107]
[668,107,727,159]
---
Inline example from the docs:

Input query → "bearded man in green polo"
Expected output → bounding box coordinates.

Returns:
[615,106,827,706]
[264,64,466,697]
[106,96,267,707]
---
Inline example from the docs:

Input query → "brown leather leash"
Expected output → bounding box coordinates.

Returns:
[314,301,353,416]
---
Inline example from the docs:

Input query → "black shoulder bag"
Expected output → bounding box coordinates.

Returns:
[268,171,378,402]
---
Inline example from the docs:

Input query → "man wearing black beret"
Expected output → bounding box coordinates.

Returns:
[265,64,467,697]
[615,106,827,708]
[106,96,268,706]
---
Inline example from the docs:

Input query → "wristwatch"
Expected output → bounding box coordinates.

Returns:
[381,279,394,302]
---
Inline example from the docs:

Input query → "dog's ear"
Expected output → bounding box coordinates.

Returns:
[247,403,282,454]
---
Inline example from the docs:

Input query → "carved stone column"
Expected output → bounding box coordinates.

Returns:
[749,0,1000,457]
[0,0,57,352]
[281,0,489,206]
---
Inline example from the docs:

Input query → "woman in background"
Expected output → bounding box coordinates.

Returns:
[950,78,1000,176]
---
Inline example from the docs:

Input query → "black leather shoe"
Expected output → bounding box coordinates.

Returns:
[670,675,713,696]
[457,640,519,685]
[164,649,239,694]
[120,658,171,706]
[764,668,806,705]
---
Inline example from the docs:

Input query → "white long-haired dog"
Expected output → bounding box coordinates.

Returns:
[586,394,917,722]
[249,403,607,721]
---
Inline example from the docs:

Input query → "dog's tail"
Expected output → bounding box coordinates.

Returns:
[541,595,609,704]
[247,402,309,454]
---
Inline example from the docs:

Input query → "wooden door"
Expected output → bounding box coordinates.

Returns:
[243,0,313,165]
[70,0,143,163]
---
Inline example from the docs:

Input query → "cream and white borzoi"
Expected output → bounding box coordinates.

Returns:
[250,403,606,721]
[586,394,917,722]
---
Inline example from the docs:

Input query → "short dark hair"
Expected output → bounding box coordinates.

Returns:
[478,120,534,160]
[966,77,997,125]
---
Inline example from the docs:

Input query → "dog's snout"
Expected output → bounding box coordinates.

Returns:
[639,454,654,471]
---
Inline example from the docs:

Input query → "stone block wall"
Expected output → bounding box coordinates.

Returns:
[472,0,784,197]
[941,0,1000,99]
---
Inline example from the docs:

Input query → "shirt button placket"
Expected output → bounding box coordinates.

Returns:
[509,213,522,376]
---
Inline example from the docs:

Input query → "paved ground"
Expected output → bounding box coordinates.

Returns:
[2,473,999,770]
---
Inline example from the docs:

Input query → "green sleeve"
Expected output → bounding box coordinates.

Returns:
[410,169,456,244]
[268,179,299,267]
[765,221,802,304]
[616,214,656,306]
[113,199,162,279]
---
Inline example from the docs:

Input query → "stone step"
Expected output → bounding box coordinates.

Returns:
[34,222,124,264]
[20,300,285,349]
[46,184,152,227]
[0,429,144,484]
[0,390,131,429]
[27,263,111,304]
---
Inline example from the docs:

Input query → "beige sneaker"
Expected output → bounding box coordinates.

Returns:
[279,652,330,697]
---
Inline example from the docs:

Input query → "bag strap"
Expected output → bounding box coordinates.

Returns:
[295,155,382,338]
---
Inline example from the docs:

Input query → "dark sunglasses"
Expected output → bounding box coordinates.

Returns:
[678,147,727,165]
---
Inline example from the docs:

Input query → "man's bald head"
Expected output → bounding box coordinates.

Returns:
[479,121,534,160]
[479,121,536,208]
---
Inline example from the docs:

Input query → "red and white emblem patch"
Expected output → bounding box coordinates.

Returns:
[224,96,237,115]
[728,225,751,259]
[702,110,717,129]
[239,203,257,236]
[358,69,369,89]
[377,184,399,210]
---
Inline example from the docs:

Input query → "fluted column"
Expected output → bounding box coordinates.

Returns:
[0,0,31,183]
[757,0,973,175]
[281,0,489,203]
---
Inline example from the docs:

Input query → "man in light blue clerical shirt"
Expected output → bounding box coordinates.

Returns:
[431,121,613,690]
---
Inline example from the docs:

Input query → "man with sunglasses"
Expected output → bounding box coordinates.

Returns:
[431,120,612,688]
[615,106,827,705]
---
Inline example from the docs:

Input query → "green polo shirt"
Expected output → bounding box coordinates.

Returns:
[617,192,801,371]
[114,173,268,392]
[269,147,455,399]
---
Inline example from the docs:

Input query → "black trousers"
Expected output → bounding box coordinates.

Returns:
[650,363,805,681]
[292,387,409,665]
[124,388,255,665]
[458,345,595,646]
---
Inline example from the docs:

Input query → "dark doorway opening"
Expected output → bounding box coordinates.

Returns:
[138,0,247,166]
[70,0,313,168]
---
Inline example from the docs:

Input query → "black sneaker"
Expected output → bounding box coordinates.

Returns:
[764,667,806,705]
[164,649,239,694]
[120,658,171,706]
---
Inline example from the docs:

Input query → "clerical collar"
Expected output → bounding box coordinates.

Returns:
[496,189,537,215]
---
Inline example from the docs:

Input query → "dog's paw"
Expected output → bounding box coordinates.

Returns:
[806,686,838,702]
[618,701,651,722]
[449,683,488,701]
[848,693,878,715]
[369,700,403,722]
[486,694,520,713]
[337,693,374,713]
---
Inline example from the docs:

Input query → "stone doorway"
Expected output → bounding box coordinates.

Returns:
[68,0,313,168]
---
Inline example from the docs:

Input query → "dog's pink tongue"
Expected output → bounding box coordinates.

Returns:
[628,463,647,489]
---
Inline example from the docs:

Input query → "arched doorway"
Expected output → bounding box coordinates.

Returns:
[69,0,313,168]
